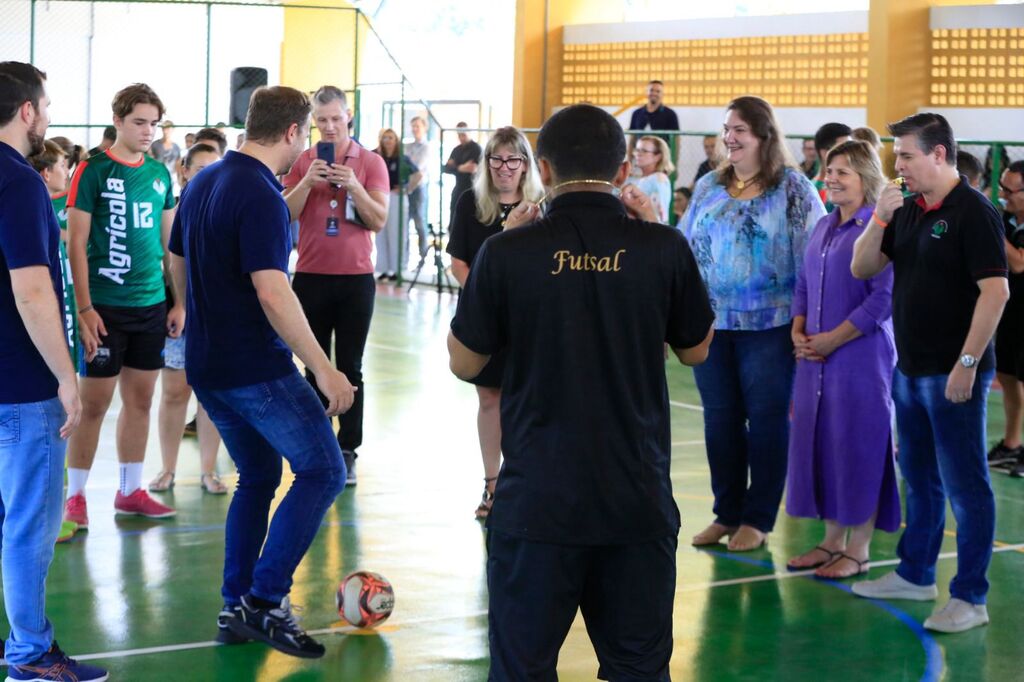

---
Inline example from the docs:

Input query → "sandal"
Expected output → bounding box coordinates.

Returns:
[201,472,228,495]
[474,477,497,521]
[787,545,839,571]
[148,471,175,492]
[815,553,870,579]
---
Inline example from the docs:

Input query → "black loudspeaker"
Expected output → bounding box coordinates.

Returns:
[229,67,268,126]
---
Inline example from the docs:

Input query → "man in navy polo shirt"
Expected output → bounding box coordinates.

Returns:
[169,85,355,659]
[851,112,1008,633]
[449,104,714,680]
[628,79,679,153]
[0,61,107,682]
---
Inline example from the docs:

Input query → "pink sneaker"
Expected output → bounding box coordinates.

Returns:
[114,489,177,519]
[63,493,89,529]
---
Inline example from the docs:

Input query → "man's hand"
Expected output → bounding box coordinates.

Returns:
[874,181,905,224]
[315,366,357,417]
[79,308,106,361]
[945,364,977,404]
[503,202,540,230]
[621,184,659,223]
[167,303,185,338]
[57,378,82,439]
[328,164,363,193]
[300,159,330,189]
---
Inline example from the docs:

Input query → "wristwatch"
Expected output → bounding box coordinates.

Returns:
[959,354,978,369]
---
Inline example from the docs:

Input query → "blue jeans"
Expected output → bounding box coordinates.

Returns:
[0,398,66,665]
[195,371,345,605]
[408,185,428,259]
[692,325,794,532]
[892,369,995,604]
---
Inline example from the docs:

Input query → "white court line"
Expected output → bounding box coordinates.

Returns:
[680,543,1024,593]
[670,400,704,412]
[26,543,1022,666]
[367,342,423,357]
[672,439,706,446]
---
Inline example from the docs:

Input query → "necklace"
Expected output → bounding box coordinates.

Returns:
[539,179,617,206]
[728,172,760,198]
[499,201,521,228]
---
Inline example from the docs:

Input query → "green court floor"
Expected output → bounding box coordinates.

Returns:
[6,285,1023,681]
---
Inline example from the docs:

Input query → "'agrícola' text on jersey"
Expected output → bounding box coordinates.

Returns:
[68,149,175,308]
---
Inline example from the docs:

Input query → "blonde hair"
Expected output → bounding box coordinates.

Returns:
[473,126,543,225]
[825,139,886,206]
[375,128,400,160]
[851,126,883,153]
[638,135,675,174]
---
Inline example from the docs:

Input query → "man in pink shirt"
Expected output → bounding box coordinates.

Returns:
[283,85,389,485]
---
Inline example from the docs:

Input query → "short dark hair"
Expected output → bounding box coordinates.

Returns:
[813,122,852,155]
[1006,160,1024,177]
[312,85,347,109]
[245,86,310,144]
[0,61,46,127]
[194,127,228,155]
[674,186,692,199]
[111,83,165,120]
[536,104,625,182]
[102,125,116,141]
[887,112,957,166]
[956,150,983,185]
[184,142,219,169]
[648,80,664,87]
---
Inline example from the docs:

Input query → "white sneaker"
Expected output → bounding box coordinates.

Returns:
[851,571,938,601]
[923,598,989,633]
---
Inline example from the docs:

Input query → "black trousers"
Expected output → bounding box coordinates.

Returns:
[486,530,677,682]
[291,272,375,455]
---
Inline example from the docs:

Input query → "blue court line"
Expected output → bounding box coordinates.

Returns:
[701,550,943,682]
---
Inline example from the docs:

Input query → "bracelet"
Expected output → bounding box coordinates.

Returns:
[870,212,888,229]
[78,305,94,314]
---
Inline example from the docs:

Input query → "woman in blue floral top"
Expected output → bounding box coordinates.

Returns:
[682,96,826,551]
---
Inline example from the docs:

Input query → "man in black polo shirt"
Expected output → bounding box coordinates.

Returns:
[448,104,714,680]
[851,113,1008,634]
[442,121,481,226]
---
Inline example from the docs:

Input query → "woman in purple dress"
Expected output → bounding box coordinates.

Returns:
[786,140,900,578]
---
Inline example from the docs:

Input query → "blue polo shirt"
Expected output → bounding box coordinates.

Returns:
[0,142,64,404]
[169,151,295,389]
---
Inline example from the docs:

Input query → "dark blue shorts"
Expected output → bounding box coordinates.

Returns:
[486,530,677,682]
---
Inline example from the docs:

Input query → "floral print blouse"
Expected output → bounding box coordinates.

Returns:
[682,167,826,331]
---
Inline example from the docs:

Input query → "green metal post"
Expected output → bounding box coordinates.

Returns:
[204,3,212,125]
[990,143,1003,205]
[397,78,406,284]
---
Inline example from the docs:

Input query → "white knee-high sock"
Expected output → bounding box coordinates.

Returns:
[67,468,90,497]
[120,462,144,496]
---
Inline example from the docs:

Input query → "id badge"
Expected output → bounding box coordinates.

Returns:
[326,216,339,237]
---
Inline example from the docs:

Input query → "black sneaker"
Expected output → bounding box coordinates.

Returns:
[343,450,357,487]
[987,440,1021,467]
[216,604,248,644]
[1010,454,1024,479]
[183,415,198,438]
[228,595,325,659]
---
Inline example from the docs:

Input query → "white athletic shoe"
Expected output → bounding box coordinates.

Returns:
[923,598,989,633]
[851,571,938,601]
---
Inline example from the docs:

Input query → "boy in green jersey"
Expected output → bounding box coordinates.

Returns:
[65,83,183,524]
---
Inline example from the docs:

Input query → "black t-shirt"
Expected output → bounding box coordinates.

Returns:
[694,159,713,185]
[999,212,1024,333]
[451,191,714,545]
[446,189,511,266]
[383,154,418,190]
[445,141,482,200]
[880,176,1007,376]
[629,105,680,133]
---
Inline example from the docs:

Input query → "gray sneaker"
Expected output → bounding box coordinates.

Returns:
[343,450,356,487]
[924,598,989,633]
[851,571,938,601]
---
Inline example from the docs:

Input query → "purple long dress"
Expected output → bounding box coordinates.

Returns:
[786,205,901,532]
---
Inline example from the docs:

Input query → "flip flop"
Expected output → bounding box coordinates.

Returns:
[787,545,838,571]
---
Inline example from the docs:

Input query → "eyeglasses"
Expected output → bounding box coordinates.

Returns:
[488,155,524,170]
[635,148,660,155]
[999,183,1024,195]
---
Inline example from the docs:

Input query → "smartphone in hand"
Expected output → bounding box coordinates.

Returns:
[316,141,340,189]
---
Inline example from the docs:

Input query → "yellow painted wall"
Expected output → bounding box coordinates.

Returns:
[280,0,365,95]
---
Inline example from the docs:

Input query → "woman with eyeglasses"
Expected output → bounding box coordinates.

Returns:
[447,126,543,519]
[633,135,674,223]
[375,128,422,281]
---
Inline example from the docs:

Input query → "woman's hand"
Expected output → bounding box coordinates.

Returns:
[804,330,840,359]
